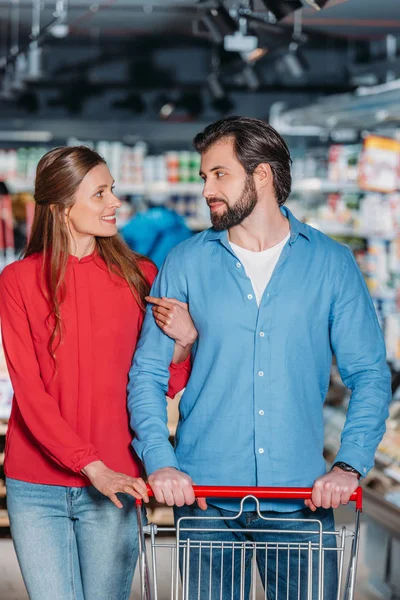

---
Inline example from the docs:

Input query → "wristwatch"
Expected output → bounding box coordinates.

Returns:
[332,462,361,479]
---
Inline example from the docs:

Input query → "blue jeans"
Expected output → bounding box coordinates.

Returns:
[6,477,141,600]
[174,504,338,600]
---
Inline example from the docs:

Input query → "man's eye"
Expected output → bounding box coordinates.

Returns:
[216,172,225,178]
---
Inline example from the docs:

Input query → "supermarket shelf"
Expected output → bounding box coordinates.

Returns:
[0,510,9,528]
[5,179,205,196]
[4,177,385,197]
[310,221,398,240]
[292,179,361,193]
[363,486,400,536]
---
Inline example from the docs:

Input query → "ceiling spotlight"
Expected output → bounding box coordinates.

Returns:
[277,46,308,78]
[11,54,28,91]
[242,47,269,64]
[25,42,43,82]
[49,23,69,38]
[160,102,175,119]
[153,95,176,120]
[224,16,258,53]
[260,0,329,21]
[49,0,69,38]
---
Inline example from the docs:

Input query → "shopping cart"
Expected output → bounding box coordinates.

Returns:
[136,485,362,600]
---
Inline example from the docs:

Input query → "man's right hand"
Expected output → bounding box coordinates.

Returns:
[148,467,207,510]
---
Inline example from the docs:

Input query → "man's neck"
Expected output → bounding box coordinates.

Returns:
[228,203,290,252]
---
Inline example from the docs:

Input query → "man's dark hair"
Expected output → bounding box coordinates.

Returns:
[193,116,292,206]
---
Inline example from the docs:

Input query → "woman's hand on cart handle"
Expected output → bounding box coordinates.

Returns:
[305,467,360,512]
[147,467,207,510]
[82,460,150,508]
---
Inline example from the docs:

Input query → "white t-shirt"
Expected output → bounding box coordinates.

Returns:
[230,233,290,306]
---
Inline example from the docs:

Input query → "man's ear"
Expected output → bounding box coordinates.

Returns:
[253,163,273,189]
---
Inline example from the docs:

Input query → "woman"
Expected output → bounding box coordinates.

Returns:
[0,146,197,600]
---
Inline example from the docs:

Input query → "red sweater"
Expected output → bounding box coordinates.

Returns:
[0,252,190,486]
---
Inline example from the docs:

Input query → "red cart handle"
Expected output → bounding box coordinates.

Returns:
[145,485,363,511]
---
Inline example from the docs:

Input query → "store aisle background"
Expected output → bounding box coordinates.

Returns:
[1,1,400,598]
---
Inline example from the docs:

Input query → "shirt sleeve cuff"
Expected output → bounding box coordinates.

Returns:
[334,442,372,478]
[169,353,191,372]
[69,452,101,473]
[143,445,180,476]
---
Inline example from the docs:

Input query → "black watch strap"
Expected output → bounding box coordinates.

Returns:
[332,461,361,479]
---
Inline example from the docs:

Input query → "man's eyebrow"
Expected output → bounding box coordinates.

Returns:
[199,165,229,176]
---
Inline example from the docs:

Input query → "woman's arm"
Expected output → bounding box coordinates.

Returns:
[0,264,100,473]
[146,296,198,396]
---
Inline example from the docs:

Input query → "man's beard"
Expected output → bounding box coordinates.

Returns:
[208,175,258,231]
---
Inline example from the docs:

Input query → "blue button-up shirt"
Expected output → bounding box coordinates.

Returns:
[128,207,391,511]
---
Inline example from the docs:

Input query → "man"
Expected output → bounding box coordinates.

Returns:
[128,117,391,599]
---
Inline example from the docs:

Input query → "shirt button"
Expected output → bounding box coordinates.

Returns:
[258,371,264,377]
[260,332,265,337]
[247,294,253,300]
[236,262,241,268]
[259,410,264,416]
[259,448,264,454]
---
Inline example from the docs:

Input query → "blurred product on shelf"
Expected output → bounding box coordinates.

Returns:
[11,192,35,253]
[0,183,15,270]
[121,194,192,268]
[0,147,50,182]
[0,332,12,421]
[328,143,362,183]
[359,136,400,193]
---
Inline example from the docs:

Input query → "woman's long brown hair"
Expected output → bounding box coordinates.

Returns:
[24,146,151,360]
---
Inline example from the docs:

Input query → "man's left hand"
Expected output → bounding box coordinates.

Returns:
[305,466,359,511]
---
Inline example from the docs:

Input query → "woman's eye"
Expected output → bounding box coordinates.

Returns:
[95,190,104,198]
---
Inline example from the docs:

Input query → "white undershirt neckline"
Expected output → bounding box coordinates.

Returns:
[230,232,290,306]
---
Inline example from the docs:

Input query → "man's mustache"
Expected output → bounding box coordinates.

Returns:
[207,199,228,208]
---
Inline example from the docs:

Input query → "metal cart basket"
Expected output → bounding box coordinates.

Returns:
[136,485,363,600]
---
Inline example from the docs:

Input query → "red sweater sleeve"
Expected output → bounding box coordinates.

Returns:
[0,265,100,473]
[141,259,192,398]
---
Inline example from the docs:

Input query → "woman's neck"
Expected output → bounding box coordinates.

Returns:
[68,235,96,260]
